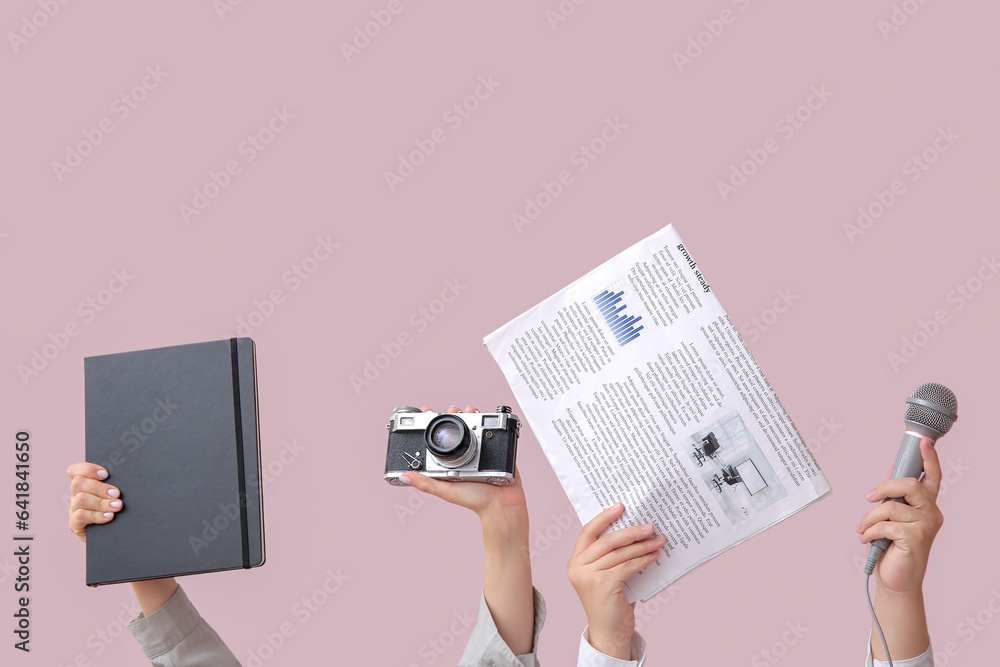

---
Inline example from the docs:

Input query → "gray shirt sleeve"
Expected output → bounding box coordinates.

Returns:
[128,585,240,667]
[459,586,546,667]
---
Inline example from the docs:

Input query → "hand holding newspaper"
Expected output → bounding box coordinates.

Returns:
[484,224,830,602]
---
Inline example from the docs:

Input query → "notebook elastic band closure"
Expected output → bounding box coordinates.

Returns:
[229,338,250,569]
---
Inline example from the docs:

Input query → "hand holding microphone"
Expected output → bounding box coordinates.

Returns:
[862,383,957,576]
[858,438,944,592]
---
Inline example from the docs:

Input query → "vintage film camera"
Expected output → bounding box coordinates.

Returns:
[385,406,520,486]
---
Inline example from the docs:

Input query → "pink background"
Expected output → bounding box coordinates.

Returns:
[3,1,999,665]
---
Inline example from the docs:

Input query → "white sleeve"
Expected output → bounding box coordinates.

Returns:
[866,632,933,667]
[577,627,647,667]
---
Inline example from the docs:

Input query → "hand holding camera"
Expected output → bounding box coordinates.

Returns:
[390,405,527,525]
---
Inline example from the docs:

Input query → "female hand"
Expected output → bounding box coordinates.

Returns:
[568,502,664,660]
[67,462,123,543]
[857,438,944,595]
[400,405,528,534]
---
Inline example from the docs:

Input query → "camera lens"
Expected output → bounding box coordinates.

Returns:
[431,422,463,451]
[425,415,476,467]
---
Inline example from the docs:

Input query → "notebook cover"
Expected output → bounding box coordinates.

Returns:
[85,338,264,586]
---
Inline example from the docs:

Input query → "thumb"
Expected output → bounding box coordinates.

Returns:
[919,437,942,498]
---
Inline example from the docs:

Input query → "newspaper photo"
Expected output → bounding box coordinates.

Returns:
[484,224,831,602]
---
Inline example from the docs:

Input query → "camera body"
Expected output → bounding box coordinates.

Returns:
[385,406,520,486]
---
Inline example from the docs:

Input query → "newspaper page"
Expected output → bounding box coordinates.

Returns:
[483,224,831,602]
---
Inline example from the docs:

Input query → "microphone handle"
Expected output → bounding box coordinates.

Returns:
[864,431,934,574]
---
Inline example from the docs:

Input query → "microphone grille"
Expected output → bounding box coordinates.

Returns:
[905,382,958,435]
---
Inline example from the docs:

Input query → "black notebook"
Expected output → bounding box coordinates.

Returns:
[84,338,264,586]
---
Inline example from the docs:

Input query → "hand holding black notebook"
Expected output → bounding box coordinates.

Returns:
[84,338,265,586]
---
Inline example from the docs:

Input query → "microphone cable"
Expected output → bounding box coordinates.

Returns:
[866,573,893,667]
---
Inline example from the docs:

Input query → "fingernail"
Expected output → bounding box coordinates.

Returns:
[641,524,653,533]
[107,488,120,498]
[610,502,623,511]
[110,500,122,509]
[866,490,876,501]
[855,522,862,533]
[656,534,667,543]
[103,512,114,519]
[398,475,412,486]
[96,469,109,479]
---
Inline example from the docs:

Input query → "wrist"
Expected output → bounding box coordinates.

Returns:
[130,578,179,617]
[482,506,531,586]
[480,504,529,546]
[870,583,929,661]
[874,576,924,604]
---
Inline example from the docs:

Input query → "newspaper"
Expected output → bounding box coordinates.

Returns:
[483,224,831,602]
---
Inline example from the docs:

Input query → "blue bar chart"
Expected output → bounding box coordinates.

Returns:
[593,288,644,346]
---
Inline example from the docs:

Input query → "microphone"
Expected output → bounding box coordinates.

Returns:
[863,382,958,575]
